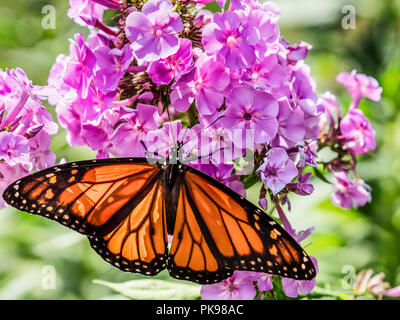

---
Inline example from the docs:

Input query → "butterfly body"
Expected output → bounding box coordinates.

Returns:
[3,155,316,284]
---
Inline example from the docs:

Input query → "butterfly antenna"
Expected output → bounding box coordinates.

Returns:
[303,242,313,249]
[180,126,190,144]
[181,115,225,147]
[140,140,148,152]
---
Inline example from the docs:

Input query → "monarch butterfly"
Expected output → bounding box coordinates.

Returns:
[2,141,316,284]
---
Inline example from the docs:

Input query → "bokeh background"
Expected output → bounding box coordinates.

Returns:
[0,0,399,299]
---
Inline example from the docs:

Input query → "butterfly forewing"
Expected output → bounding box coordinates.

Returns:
[3,158,159,236]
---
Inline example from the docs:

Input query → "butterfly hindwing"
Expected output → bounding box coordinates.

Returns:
[182,167,316,281]
[2,158,160,236]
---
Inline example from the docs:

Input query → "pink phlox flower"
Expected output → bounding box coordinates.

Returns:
[0,131,30,166]
[336,70,382,106]
[125,0,184,63]
[319,91,341,130]
[68,0,106,26]
[190,163,246,197]
[111,104,159,157]
[290,63,318,116]
[28,130,56,170]
[201,271,257,300]
[223,86,279,145]
[63,33,97,99]
[287,171,314,196]
[94,44,134,91]
[247,9,281,58]
[202,11,259,69]
[340,108,376,155]
[171,54,230,114]
[331,170,371,209]
[256,147,298,195]
[247,271,273,291]
[271,98,306,149]
[241,55,288,91]
[298,141,318,168]
[148,38,194,86]
[284,41,312,65]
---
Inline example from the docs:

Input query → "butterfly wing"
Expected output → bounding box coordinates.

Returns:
[168,181,233,284]
[2,158,160,236]
[172,166,316,281]
[88,177,168,275]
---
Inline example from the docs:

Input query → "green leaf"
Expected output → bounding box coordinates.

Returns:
[313,167,332,184]
[93,279,201,300]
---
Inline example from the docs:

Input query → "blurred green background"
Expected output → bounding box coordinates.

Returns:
[0,0,399,299]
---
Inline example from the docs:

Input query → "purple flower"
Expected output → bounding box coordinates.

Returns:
[331,171,371,209]
[190,163,246,197]
[223,86,279,144]
[67,0,106,26]
[111,104,159,157]
[256,147,298,195]
[271,98,305,149]
[287,171,314,196]
[28,130,56,170]
[319,91,341,128]
[171,54,230,114]
[56,97,85,146]
[304,103,324,140]
[297,141,318,168]
[125,0,183,62]
[0,163,30,208]
[384,285,400,298]
[94,44,133,91]
[0,131,30,165]
[291,63,318,116]
[45,54,72,105]
[247,272,273,291]
[63,33,96,99]
[148,38,194,86]
[201,271,256,300]
[247,9,280,58]
[80,108,118,151]
[241,55,288,90]
[0,67,58,173]
[340,109,376,155]
[285,41,312,65]
[202,11,258,69]
[282,256,318,298]
[337,70,382,106]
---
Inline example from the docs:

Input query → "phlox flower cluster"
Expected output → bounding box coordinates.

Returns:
[0,68,58,208]
[319,70,382,210]
[0,0,381,300]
